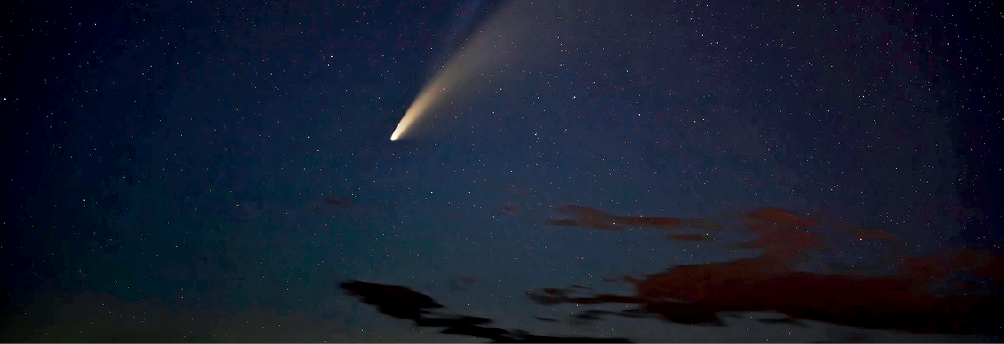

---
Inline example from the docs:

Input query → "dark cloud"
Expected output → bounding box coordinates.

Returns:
[341,280,632,343]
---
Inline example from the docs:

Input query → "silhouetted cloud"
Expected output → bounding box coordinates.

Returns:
[340,280,632,342]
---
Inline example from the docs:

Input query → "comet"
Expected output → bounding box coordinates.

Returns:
[389,0,563,141]
[389,33,497,141]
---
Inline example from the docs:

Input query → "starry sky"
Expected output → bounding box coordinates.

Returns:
[1,0,1001,342]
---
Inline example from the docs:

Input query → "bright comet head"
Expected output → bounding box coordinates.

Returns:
[390,91,434,141]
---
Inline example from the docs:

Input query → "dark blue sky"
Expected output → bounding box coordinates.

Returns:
[2,0,1001,342]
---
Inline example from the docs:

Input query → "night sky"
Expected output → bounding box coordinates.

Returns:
[2,0,1002,342]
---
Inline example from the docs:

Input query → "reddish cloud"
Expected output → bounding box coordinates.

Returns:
[543,205,721,235]
[743,208,827,261]
[669,234,710,242]
[528,207,1004,336]
[323,196,352,208]
[500,203,520,214]
[312,196,353,214]
[843,227,906,247]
